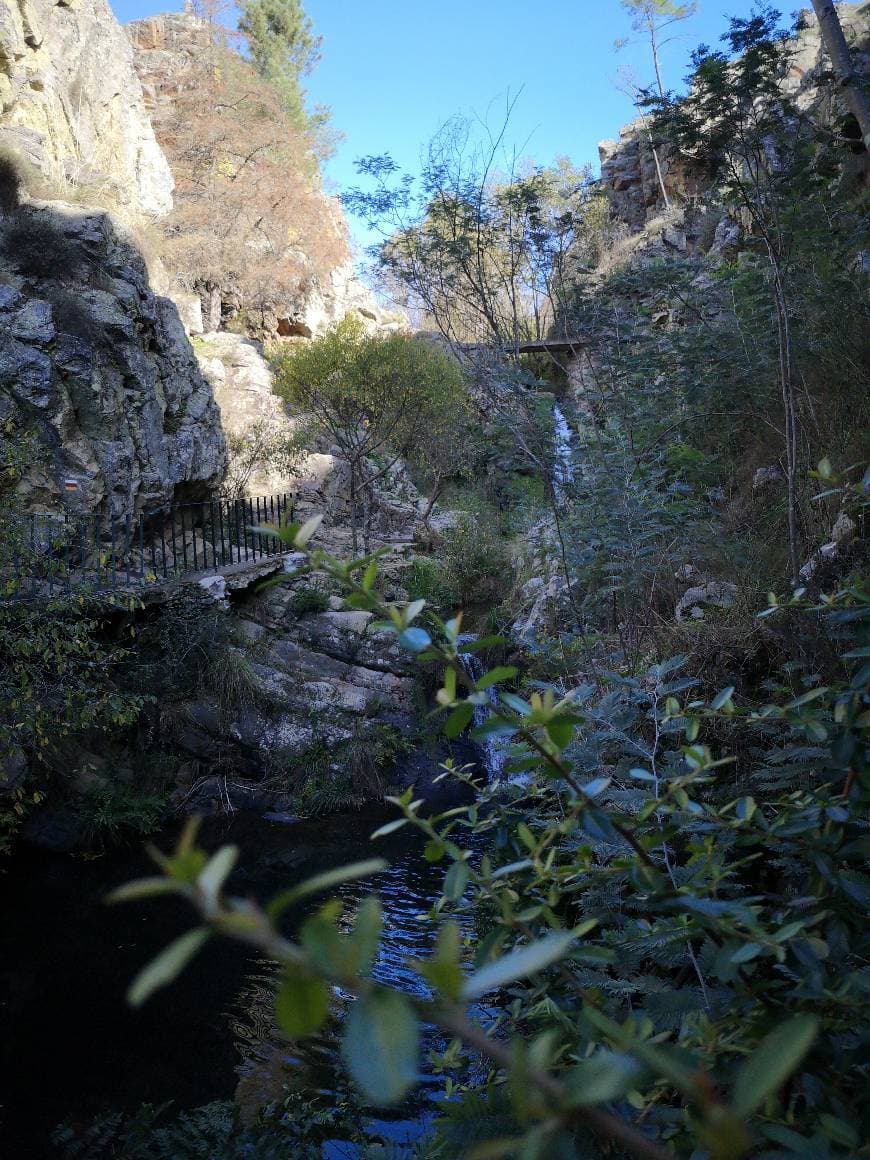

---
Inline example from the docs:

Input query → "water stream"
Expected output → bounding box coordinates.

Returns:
[0,423,577,1155]
[552,403,575,505]
[457,634,511,781]
[0,807,458,1157]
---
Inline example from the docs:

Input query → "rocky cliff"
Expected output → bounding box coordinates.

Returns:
[598,3,869,230]
[0,200,226,516]
[0,0,231,517]
[0,0,172,218]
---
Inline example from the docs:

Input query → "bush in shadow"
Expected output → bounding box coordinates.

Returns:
[0,151,22,216]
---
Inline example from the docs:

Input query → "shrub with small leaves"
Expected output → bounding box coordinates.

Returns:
[115,505,869,1159]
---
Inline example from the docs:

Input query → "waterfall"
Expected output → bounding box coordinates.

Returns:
[552,403,575,504]
[457,634,510,781]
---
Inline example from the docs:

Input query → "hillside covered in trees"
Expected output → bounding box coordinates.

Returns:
[0,1,868,1158]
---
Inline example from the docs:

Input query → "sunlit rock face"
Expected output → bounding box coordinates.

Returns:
[0,0,173,218]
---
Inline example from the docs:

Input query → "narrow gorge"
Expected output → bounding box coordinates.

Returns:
[1,1,868,1157]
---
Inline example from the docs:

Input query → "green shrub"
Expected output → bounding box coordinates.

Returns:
[285,722,409,815]
[287,584,330,617]
[403,556,451,609]
[271,318,472,551]
[440,509,512,609]
[77,782,167,848]
[118,506,870,1158]
[198,647,263,718]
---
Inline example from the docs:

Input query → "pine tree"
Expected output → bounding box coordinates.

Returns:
[237,0,321,127]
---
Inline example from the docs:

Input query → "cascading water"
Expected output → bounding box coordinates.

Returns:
[552,403,575,504]
[458,634,510,781]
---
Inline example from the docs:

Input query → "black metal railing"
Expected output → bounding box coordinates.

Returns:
[2,493,294,601]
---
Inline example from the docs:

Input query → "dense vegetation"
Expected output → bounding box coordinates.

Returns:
[114,7,867,1157]
[2,2,868,1158]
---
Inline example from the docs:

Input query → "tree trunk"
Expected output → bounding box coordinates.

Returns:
[810,0,870,150]
[647,16,666,100]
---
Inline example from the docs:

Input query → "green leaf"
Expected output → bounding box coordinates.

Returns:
[444,860,470,901]
[275,965,330,1038]
[457,635,504,652]
[198,845,238,904]
[444,701,473,738]
[566,1052,642,1106]
[106,877,184,904]
[416,921,463,1000]
[517,822,537,851]
[735,796,756,822]
[500,692,531,715]
[267,859,387,919]
[462,932,576,1000]
[405,598,425,623]
[399,627,431,653]
[300,903,347,974]
[348,896,382,975]
[628,767,655,782]
[581,777,611,799]
[732,1016,819,1117]
[818,1113,860,1149]
[293,514,323,548]
[361,560,378,591]
[475,666,518,691]
[370,817,409,839]
[341,989,419,1105]
[546,717,574,749]
[711,685,735,711]
[731,942,762,963]
[128,928,210,1007]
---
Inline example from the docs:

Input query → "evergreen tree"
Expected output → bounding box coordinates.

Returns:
[237,0,321,126]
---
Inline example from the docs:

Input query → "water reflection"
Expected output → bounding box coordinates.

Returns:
[0,802,464,1156]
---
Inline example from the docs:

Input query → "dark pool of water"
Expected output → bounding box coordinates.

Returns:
[0,804,458,1158]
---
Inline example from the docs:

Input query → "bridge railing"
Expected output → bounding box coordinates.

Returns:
[1,493,295,602]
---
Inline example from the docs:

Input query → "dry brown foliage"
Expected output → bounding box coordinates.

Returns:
[147,34,347,330]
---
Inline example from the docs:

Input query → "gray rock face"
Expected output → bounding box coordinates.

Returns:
[166,573,421,816]
[598,5,869,232]
[0,202,226,517]
[0,0,173,218]
[675,579,738,622]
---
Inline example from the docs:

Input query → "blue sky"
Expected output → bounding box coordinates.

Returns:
[112,0,769,251]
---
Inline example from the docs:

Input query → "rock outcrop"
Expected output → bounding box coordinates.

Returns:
[598,4,869,231]
[0,202,225,516]
[163,566,424,816]
[0,0,173,218]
